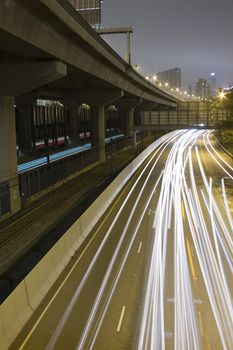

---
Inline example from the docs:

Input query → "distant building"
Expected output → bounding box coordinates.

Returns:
[188,84,193,96]
[208,73,217,96]
[68,0,103,29]
[156,67,181,89]
[195,79,210,99]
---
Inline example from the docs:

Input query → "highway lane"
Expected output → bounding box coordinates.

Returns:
[10,129,233,350]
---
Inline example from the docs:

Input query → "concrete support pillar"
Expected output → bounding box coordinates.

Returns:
[0,97,21,214]
[124,107,134,136]
[69,107,79,144]
[91,105,105,162]
[16,105,32,152]
[75,90,123,163]
[61,99,81,145]
[148,111,152,138]
[126,31,131,65]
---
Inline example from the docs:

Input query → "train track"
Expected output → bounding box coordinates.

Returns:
[0,176,106,248]
[0,153,134,249]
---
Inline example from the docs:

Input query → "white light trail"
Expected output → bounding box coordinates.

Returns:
[41,129,232,350]
[182,140,233,349]
[137,130,203,350]
[45,131,183,350]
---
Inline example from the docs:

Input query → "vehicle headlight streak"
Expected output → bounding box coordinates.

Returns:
[76,152,166,349]
[195,147,233,266]
[203,130,233,180]
[138,130,203,350]
[181,142,233,349]
[138,129,232,350]
[221,178,233,232]
[41,129,232,350]
[45,131,184,350]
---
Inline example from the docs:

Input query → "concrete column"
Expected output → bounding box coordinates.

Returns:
[61,99,81,145]
[91,105,105,162]
[0,97,21,214]
[68,107,79,144]
[148,111,152,137]
[126,31,131,65]
[124,107,134,136]
[16,105,32,152]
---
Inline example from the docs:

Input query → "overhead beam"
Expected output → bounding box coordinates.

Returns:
[137,101,157,111]
[97,26,133,64]
[74,89,124,106]
[0,61,67,96]
[97,27,133,35]
[114,97,142,109]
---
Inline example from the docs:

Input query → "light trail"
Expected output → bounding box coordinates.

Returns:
[137,129,232,350]
[44,131,184,350]
[182,141,233,349]
[76,147,168,349]
[221,178,233,231]
[137,130,203,350]
[19,129,233,350]
[202,131,233,180]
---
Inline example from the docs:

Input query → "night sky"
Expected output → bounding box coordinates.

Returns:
[102,0,233,90]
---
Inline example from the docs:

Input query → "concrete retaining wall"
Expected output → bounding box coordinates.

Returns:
[0,130,178,350]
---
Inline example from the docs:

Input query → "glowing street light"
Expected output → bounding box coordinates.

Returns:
[218,91,226,100]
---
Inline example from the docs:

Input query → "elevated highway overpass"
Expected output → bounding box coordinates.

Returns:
[0,0,178,217]
[0,0,177,106]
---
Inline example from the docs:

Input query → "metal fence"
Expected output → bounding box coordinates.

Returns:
[18,134,135,200]
[19,146,99,199]
[141,102,233,128]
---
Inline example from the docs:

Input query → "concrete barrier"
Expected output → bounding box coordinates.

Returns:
[70,219,84,250]
[34,253,54,294]
[79,210,92,238]
[10,282,33,326]
[24,268,44,310]
[0,131,178,349]
[0,310,11,350]
[0,281,31,346]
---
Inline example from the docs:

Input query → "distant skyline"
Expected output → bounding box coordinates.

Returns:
[101,0,233,89]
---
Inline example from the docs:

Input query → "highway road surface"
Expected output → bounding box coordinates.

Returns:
[11,129,233,350]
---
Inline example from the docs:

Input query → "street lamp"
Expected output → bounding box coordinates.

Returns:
[218,91,226,100]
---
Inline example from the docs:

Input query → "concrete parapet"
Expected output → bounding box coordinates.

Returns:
[0,310,10,350]
[0,97,21,215]
[0,280,32,348]
[24,268,44,311]
[71,220,84,250]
